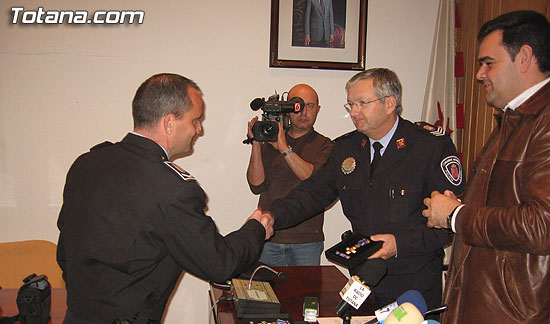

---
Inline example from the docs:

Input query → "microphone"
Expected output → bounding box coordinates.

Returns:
[247,264,287,289]
[336,258,387,322]
[365,290,427,324]
[250,97,265,111]
[384,302,424,324]
[420,320,441,324]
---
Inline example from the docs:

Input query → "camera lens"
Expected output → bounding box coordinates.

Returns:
[261,124,275,136]
[252,121,279,142]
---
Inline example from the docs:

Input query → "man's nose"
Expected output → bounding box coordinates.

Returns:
[476,66,486,81]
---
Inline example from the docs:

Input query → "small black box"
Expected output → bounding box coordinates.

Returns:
[325,233,383,269]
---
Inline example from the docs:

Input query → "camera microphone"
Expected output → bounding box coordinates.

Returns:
[250,98,265,111]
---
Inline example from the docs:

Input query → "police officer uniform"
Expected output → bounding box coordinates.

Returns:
[57,133,265,324]
[268,117,464,309]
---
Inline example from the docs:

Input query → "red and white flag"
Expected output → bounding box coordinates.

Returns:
[422,0,456,144]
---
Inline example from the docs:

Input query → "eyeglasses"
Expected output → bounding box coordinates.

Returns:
[344,96,389,112]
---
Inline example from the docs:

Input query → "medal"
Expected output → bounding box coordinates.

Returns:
[341,157,356,175]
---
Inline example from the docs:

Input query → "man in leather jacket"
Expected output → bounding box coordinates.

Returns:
[423,10,550,323]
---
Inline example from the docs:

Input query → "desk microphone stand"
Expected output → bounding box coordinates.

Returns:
[340,311,351,324]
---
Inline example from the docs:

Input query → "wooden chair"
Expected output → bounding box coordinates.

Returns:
[0,240,65,288]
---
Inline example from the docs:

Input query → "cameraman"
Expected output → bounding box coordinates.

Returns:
[246,84,333,266]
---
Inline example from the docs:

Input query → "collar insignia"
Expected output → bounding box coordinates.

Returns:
[341,157,356,175]
[396,138,406,149]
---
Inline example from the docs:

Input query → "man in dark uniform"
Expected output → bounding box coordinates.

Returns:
[261,68,464,310]
[56,73,273,324]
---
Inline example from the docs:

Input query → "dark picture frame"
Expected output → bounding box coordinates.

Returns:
[270,0,368,70]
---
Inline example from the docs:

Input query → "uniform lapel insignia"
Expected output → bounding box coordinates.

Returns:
[396,138,406,149]
[341,157,356,175]
[164,161,196,181]
[361,139,367,148]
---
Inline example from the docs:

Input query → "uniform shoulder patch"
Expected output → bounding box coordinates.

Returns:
[440,156,463,186]
[333,130,357,142]
[414,121,446,137]
[164,161,196,182]
[90,141,113,151]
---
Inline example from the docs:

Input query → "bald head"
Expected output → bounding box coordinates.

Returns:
[289,84,319,105]
[287,83,320,137]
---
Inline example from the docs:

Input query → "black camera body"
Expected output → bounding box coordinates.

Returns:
[248,93,304,142]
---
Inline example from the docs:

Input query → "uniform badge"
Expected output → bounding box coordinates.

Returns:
[396,138,406,149]
[164,161,196,181]
[341,157,356,175]
[361,139,367,148]
[440,156,462,186]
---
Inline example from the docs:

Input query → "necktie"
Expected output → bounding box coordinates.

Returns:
[370,142,383,177]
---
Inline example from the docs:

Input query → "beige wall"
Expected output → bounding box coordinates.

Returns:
[0,0,439,322]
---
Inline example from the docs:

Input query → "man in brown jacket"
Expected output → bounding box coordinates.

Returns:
[422,10,550,323]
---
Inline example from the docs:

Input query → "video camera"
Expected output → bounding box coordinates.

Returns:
[244,92,305,143]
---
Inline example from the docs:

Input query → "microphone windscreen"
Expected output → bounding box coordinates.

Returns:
[250,98,264,111]
[396,290,428,313]
[357,258,387,287]
[384,302,424,324]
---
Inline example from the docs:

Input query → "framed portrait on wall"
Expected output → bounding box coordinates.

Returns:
[270,0,368,70]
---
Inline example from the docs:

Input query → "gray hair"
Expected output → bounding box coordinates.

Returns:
[346,68,403,115]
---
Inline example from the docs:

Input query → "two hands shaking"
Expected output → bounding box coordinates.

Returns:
[246,209,275,240]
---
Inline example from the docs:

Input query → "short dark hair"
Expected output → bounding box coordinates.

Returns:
[132,73,202,130]
[478,10,550,73]
[346,68,403,115]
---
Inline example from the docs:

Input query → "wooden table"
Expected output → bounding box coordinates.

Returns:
[209,265,376,324]
[0,288,66,324]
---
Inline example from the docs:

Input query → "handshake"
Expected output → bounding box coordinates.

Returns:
[247,208,275,240]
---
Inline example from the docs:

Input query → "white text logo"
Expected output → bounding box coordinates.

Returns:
[11,7,145,24]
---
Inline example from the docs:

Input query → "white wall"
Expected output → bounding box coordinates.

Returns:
[0,0,439,322]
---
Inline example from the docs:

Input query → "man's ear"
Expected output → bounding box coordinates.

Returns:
[516,44,534,73]
[384,96,397,115]
[163,113,176,135]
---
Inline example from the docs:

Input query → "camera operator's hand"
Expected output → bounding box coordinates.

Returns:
[269,121,289,153]
[247,117,262,148]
